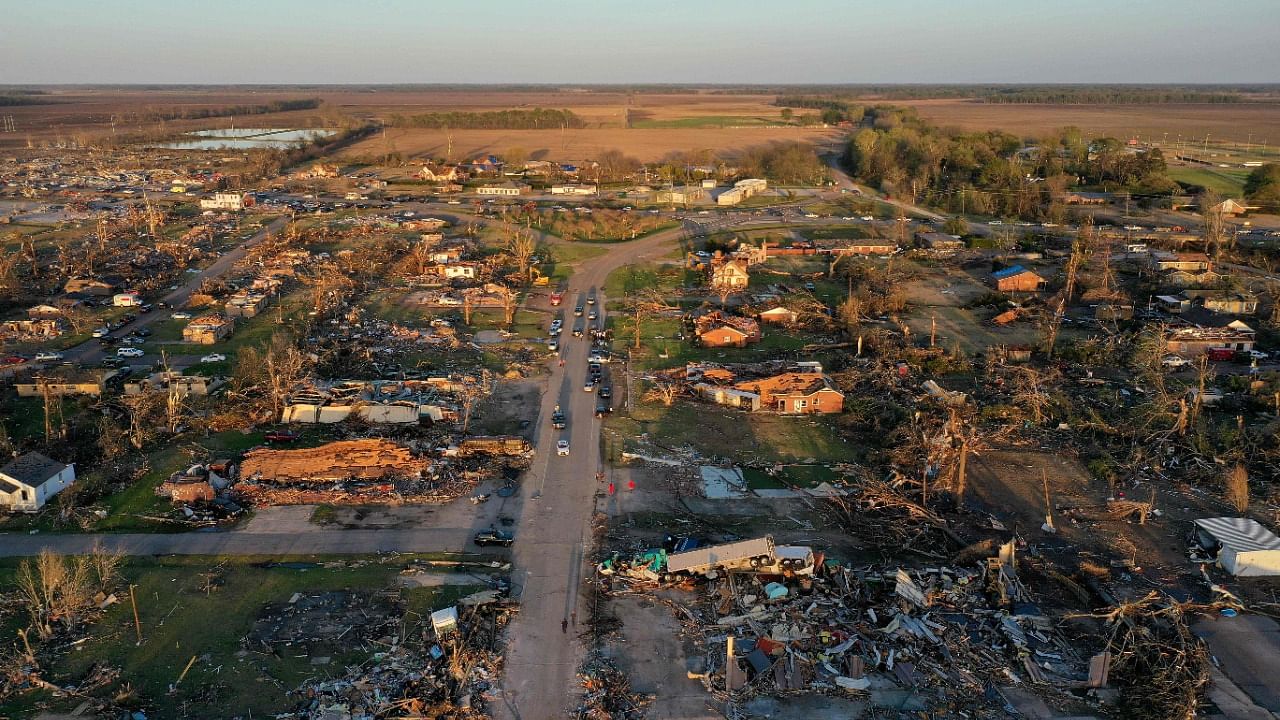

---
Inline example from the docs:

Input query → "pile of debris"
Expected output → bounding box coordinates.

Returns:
[236,438,444,506]
[577,655,654,719]
[286,598,515,720]
[596,541,1115,717]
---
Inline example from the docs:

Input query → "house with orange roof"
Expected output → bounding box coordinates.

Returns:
[733,372,844,414]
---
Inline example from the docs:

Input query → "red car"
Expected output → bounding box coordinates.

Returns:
[263,430,300,443]
[2,355,28,366]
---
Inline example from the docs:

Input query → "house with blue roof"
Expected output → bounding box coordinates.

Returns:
[990,265,1047,292]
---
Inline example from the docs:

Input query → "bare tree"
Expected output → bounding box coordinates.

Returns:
[506,229,538,285]
[119,391,164,450]
[16,550,94,639]
[263,333,312,421]
[643,378,684,406]
[1224,464,1249,513]
[624,289,676,350]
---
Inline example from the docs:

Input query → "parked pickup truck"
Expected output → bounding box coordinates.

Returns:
[664,535,815,579]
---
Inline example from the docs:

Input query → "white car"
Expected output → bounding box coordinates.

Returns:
[92,327,110,338]
[171,311,193,320]
[117,347,144,358]
[1161,355,1190,369]
[588,351,609,364]
[34,352,63,362]
[201,353,226,363]
[860,215,874,221]
[547,340,559,353]
[556,439,570,456]
[1243,349,1269,361]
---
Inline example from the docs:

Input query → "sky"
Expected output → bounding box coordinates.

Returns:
[2,0,1279,84]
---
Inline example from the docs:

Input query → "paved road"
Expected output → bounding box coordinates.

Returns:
[496,223,686,720]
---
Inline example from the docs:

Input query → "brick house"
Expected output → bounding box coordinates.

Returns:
[734,372,844,414]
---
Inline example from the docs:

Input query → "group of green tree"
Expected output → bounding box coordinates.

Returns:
[774,96,863,124]
[144,98,322,121]
[1244,164,1280,212]
[981,87,1243,104]
[843,106,1178,218]
[738,141,829,185]
[388,108,584,130]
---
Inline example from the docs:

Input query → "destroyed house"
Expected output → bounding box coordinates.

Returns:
[1149,251,1212,273]
[733,372,844,414]
[694,312,761,348]
[240,439,426,485]
[757,306,799,325]
[15,368,114,398]
[124,371,226,397]
[830,239,898,255]
[282,380,457,425]
[224,291,271,318]
[1165,319,1255,355]
[0,318,64,340]
[183,315,233,344]
[916,231,964,251]
[1180,289,1258,315]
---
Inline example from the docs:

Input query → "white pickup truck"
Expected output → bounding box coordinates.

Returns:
[665,535,815,579]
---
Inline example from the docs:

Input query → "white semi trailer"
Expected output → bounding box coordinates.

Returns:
[665,535,815,578]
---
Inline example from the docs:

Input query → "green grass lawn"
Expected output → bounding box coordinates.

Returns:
[603,263,691,298]
[608,401,857,464]
[0,555,482,719]
[1169,166,1249,196]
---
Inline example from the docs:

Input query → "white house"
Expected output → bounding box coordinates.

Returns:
[199,192,249,211]
[0,452,76,512]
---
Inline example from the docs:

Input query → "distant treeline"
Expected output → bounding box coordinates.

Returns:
[388,108,585,129]
[0,95,53,106]
[145,98,322,121]
[982,88,1243,104]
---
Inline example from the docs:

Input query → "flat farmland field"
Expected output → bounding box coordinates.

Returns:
[898,98,1280,143]
[337,125,840,162]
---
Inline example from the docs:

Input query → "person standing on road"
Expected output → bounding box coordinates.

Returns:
[561,619,568,634]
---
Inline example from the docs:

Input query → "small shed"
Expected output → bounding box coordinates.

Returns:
[1193,517,1280,577]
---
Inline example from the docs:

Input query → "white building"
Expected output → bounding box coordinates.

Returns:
[476,183,524,197]
[199,192,248,211]
[550,184,597,196]
[0,452,76,512]
[716,178,768,206]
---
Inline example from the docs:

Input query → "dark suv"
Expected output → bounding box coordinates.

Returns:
[474,530,514,547]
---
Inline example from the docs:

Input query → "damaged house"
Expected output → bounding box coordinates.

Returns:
[734,371,844,415]
[236,438,434,505]
[282,379,459,425]
[694,311,761,348]
[183,314,234,344]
